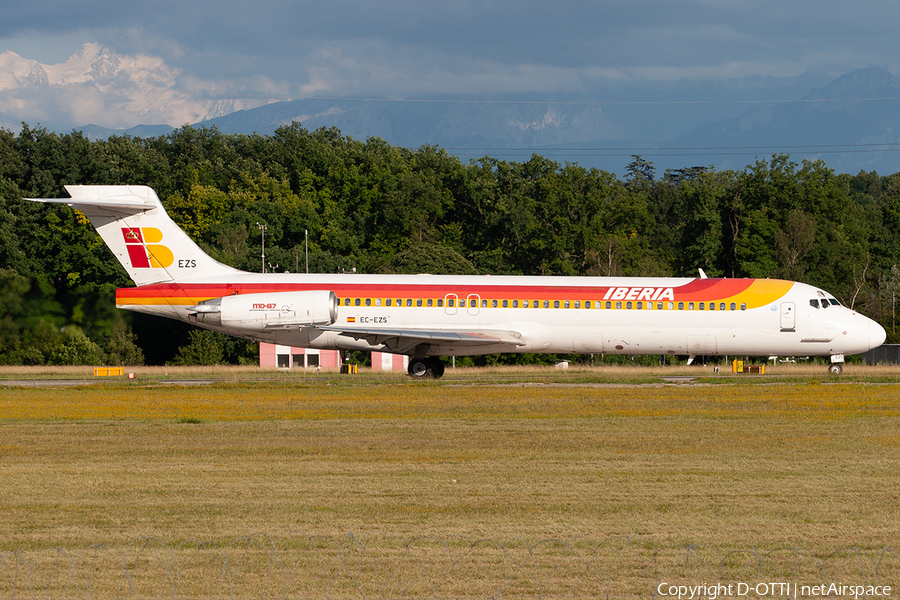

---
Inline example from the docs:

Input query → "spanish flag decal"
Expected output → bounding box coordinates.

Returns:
[347,316,356,323]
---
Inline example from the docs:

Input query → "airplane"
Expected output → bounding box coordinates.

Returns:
[28,185,886,377]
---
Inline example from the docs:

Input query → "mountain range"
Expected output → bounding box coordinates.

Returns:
[2,44,899,176]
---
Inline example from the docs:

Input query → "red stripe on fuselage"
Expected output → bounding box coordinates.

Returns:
[116,278,761,305]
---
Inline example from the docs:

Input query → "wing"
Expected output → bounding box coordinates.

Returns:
[311,325,526,354]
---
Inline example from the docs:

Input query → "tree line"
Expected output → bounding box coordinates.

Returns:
[1,122,899,366]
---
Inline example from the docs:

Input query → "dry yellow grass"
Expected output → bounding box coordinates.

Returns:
[1,370,899,596]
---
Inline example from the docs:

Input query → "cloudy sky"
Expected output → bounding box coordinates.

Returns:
[4,0,900,104]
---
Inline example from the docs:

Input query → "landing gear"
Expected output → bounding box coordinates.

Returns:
[407,357,445,379]
[828,363,843,375]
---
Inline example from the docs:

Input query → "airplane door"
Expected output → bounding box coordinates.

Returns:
[780,302,796,332]
[467,294,480,316]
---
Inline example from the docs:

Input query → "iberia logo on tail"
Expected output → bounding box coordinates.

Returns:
[122,227,174,268]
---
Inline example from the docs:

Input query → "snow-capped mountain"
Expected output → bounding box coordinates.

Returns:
[0,43,261,131]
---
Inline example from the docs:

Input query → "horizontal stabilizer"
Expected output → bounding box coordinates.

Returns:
[27,185,160,214]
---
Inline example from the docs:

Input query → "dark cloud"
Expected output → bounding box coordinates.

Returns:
[4,0,900,98]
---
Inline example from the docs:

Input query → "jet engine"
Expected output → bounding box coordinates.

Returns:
[190,290,337,331]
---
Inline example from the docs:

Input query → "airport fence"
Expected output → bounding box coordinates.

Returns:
[0,534,896,599]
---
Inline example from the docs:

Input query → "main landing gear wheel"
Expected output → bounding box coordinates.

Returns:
[828,363,844,375]
[408,357,445,379]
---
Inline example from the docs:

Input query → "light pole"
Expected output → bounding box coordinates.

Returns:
[256,222,267,273]
[305,229,309,274]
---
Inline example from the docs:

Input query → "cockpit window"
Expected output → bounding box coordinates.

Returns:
[810,299,819,309]
[829,298,841,306]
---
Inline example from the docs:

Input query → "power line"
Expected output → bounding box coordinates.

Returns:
[445,142,900,159]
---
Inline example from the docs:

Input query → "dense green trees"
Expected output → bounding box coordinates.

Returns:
[0,123,899,365]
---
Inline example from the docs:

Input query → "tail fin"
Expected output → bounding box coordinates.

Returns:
[28,185,240,286]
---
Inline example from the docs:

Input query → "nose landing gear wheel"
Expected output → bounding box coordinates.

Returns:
[828,363,843,375]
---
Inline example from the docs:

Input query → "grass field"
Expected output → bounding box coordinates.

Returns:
[1,365,899,597]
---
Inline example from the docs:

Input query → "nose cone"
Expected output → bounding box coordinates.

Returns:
[870,319,887,350]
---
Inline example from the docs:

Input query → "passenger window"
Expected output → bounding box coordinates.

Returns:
[688,302,694,310]
[355,298,361,306]
[448,298,455,307]
[615,301,622,309]
[481,299,487,308]
[667,302,674,310]
[730,302,736,311]
[699,302,705,310]
[709,302,715,311]
[605,301,612,309]
[427,299,433,307]
[574,301,580,309]
[719,303,725,311]
[406,299,412,307]
[543,300,549,308]
[513,300,519,308]
[678,302,684,310]
[626,301,632,309]
[385,299,392,307]
[492,299,498,308]
[375,298,381,306]
[523,300,529,308]
[502,300,509,308]
[563,300,570,308]
[553,300,559,308]
[741,303,746,311]
[584,301,591,309]
[636,301,642,309]
[437,299,443,307]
